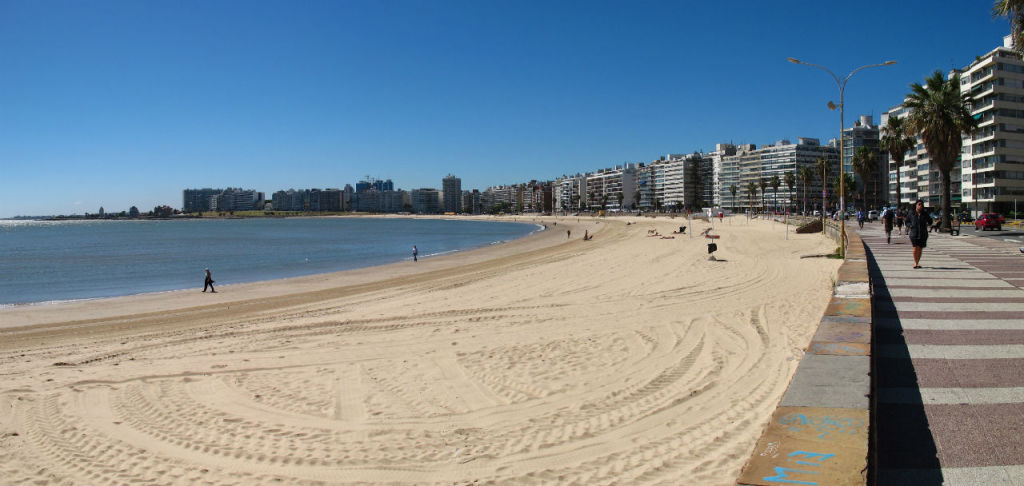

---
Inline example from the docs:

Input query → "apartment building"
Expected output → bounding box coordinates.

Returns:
[956,35,1024,216]
[462,190,482,214]
[411,188,441,214]
[704,144,736,209]
[719,144,755,210]
[442,174,462,213]
[351,189,405,212]
[189,188,263,212]
[583,164,638,211]
[523,181,553,213]
[483,184,524,210]
[842,115,888,209]
[553,175,585,212]
[182,188,223,213]
[719,139,838,212]
[356,178,394,193]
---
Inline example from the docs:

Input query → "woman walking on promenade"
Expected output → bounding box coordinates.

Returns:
[907,200,933,269]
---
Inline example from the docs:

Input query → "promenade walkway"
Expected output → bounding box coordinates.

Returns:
[859,223,1024,485]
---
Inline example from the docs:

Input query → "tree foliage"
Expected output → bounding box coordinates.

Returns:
[880,114,916,209]
[904,70,978,230]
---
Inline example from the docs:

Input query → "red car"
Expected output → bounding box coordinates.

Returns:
[975,213,1004,231]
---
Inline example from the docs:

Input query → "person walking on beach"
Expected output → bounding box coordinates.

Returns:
[882,206,895,244]
[908,199,933,269]
[412,245,418,262]
[203,268,216,293]
[567,229,571,239]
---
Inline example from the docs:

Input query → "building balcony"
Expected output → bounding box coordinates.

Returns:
[971,85,996,99]
[971,131,996,142]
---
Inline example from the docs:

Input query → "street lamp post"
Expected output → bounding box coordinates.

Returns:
[787,58,896,258]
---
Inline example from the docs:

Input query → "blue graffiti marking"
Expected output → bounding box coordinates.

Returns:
[778,413,864,439]
[762,452,835,485]
[788,451,835,466]
[762,466,819,485]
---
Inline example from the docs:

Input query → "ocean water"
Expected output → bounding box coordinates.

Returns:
[0,217,540,306]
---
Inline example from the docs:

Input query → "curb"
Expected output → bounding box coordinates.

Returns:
[737,228,871,486]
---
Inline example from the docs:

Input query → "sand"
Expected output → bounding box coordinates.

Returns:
[0,215,841,485]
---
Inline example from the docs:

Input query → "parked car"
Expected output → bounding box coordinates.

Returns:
[868,210,879,221]
[958,213,975,223]
[975,213,1004,231]
[813,210,821,216]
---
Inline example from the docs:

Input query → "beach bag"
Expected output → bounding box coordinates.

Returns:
[707,243,717,253]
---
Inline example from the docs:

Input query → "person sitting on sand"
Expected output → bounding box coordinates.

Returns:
[672,226,686,234]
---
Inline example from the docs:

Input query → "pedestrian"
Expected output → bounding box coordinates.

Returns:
[203,268,216,293]
[857,209,865,229]
[412,245,418,262]
[882,206,895,244]
[567,229,571,239]
[896,208,905,235]
[907,199,933,269]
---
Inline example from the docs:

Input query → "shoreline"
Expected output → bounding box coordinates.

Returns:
[0,215,590,334]
[0,215,548,316]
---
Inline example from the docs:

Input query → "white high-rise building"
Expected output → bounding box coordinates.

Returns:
[956,35,1024,216]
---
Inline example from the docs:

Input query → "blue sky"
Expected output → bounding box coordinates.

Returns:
[0,0,1013,217]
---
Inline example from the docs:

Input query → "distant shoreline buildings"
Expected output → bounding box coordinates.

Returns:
[170,35,1023,219]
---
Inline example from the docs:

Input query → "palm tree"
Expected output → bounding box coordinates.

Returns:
[798,166,814,215]
[995,0,1024,52]
[880,114,916,210]
[784,171,796,213]
[836,173,857,209]
[616,192,624,210]
[815,156,831,212]
[904,70,979,231]
[633,190,641,210]
[758,178,768,213]
[746,181,757,213]
[769,175,781,213]
[729,184,738,212]
[850,146,876,210]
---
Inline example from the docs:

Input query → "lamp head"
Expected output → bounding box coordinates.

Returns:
[884,60,897,65]
[827,101,838,111]
[787,57,800,64]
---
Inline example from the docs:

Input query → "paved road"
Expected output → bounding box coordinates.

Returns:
[962,227,1024,247]
[859,224,1024,485]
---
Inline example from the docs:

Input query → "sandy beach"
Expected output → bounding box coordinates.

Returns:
[0,215,841,485]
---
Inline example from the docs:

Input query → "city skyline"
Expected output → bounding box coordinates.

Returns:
[1,1,1014,218]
